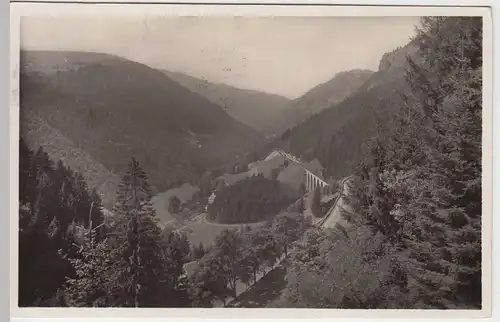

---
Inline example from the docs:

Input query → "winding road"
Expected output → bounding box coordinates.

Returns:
[319,176,354,229]
[103,149,354,307]
[222,152,355,307]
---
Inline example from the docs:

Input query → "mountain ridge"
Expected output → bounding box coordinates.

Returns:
[20,50,266,195]
[281,42,420,179]
[162,70,291,136]
[275,69,374,133]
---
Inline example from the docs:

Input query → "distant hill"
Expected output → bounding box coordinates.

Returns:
[271,42,420,179]
[275,69,374,133]
[162,70,290,136]
[20,50,266,198]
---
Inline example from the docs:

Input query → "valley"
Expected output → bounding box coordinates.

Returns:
[162,70,291,136]
[17,16,484,311]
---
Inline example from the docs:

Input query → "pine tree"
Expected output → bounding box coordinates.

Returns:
[64,230,124,307]
[161,230,191,307]
[348,17,483,309]
[111,157,189,307]
[18,144,109,306]
[399,17,483,308]
[335,17,484,310]
[111,158,155,306]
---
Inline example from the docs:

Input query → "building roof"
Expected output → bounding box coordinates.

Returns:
[303,159,326,181]
[248,154,287,178]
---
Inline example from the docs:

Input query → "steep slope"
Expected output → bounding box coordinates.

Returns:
[275,69,374,133]
[162,70,290,136]
[274,42,420,179]
[20,111,119,209]
[361,44,419,91]
[20,51,265,195]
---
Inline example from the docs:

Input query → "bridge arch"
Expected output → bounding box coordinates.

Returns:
[272,149,329,193]
[305,170,328,192]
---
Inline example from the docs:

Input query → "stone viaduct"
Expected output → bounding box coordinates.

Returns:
[273,149,329,192]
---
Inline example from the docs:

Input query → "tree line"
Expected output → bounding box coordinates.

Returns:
[19,143,192,307]
[19,139,106,306]
[19,143,310,308]
[278,17,483,309]
[19,16,481,310]
[189,213,311,307]
[207,174,296,224]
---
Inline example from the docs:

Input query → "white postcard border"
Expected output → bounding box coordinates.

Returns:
[9,3,494,320]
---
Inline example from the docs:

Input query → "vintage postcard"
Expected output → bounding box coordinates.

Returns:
[9,2,493,320]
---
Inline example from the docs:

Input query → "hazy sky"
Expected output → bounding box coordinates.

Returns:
[21,16,420,98]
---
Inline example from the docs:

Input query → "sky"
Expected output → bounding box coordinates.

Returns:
[21,16,420,98]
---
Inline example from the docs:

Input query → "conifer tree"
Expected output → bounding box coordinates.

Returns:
[111,157,189,307]
[18,144,110,306]
[348,17,483,309]
[111,158,157,306]
[64,230,124,307]
[399,16,483,308]
[160,230,191,307]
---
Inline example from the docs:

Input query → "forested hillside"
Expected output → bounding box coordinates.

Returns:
[17,16,484,310]
[19,142,311,307]
[18,139,106,306]
[207,174,297,224]
[20,51,265,197]
[279,42,419,180]
[189,214,311,307]
[279,16,483,310]
[275,69,374,132]
[21,112,119,209]
[19,146,193,307]
[163,70,290,136]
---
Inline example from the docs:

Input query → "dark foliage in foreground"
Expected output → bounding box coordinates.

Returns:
[18,140,105,306]
[19,16,482,310]
[19,152,191,307]
[189,214,311,307]
[279,16,482,310]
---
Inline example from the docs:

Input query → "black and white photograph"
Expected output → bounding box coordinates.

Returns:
[11,4,491,316]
